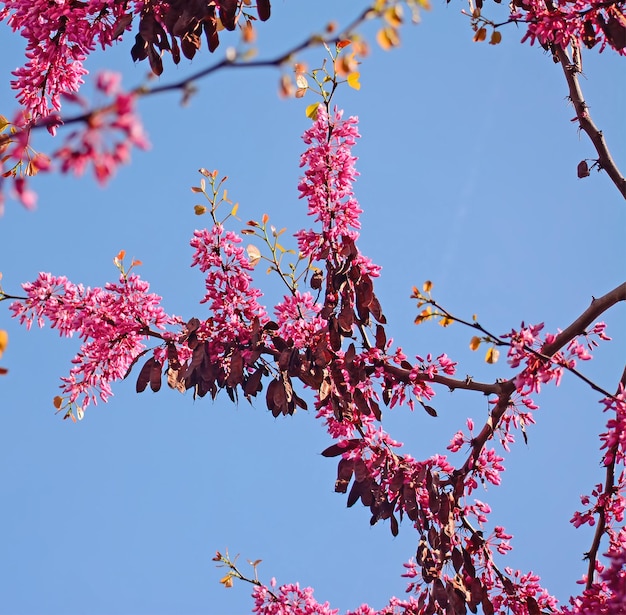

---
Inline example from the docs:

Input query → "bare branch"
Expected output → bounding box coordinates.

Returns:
[555,44,626,200]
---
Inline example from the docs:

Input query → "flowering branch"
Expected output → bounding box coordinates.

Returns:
[583,366,626,590]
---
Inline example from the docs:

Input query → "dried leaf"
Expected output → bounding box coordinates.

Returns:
[489,30,502,45]
[577,160,590,178]
[246,244,262,266]
[473,27,487,42]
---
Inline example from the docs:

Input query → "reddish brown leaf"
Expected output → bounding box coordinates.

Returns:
[123,347,151,379]
[347,478,362,507]
[375,324,387,350]
[147,44,163,75]
[480,594,494,615]
[219,0,238,30]
[451,547,464,573]
[369,294,386,323]
[526,596,540,615]
[257,0,271,20]
[335,458,354,493]
[321,439,360,458]
[136,357,155,393]
[423,404,438,417]
[227,350,244,388]
[149,359,162,392]
[244,368,264,398]
[433,579,448,609]
[390,513,399,537]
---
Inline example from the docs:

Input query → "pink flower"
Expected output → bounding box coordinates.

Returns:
[10,271,175,411]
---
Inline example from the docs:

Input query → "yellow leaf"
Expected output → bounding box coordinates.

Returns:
[194,205,207,215]
[219,573,234,588]
[376,26,400,50]
[489,30,502,45]
[246,244,261,266]
[469,336,481,351]
[305,102,320,120]
[373,0,386,13]
[0,330,7,358]
[439,316,453,327]
[231,202,239,217]
[347,72,361,90]
[485,347,500,364]
[384,5,403,27]
[422,280,433,293]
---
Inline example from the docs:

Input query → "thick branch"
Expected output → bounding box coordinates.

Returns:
[541,282,626,356]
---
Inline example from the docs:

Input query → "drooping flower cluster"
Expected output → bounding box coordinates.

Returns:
[504,321,610,397]
[190,225,268,353]
[513,0,626,55]
[3,0,139,119]
[54,71,150,184]
[295,105,362,260]
[274,291,326,349]
[10,271,175,410]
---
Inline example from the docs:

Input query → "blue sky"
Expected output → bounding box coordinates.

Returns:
[1,2,625,614]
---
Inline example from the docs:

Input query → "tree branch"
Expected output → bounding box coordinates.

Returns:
[555,44,626,200]
[584,364,626,589]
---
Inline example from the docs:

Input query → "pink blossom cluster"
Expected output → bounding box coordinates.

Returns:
[190,225,268,353]
[54,71,150,184]
[571,474,625,543]
[274,291,326,348]
[599,386,626,466]
[10,271,175,409]
[295,105,362,260]
[252,582,339,615]
[252,580,436,615]
[2,0,139,119]
[513,0,626,55]
[504,321,608,397]
[562,540,626,614]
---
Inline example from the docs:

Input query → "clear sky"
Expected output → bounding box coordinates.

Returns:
[0,2,625,614]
